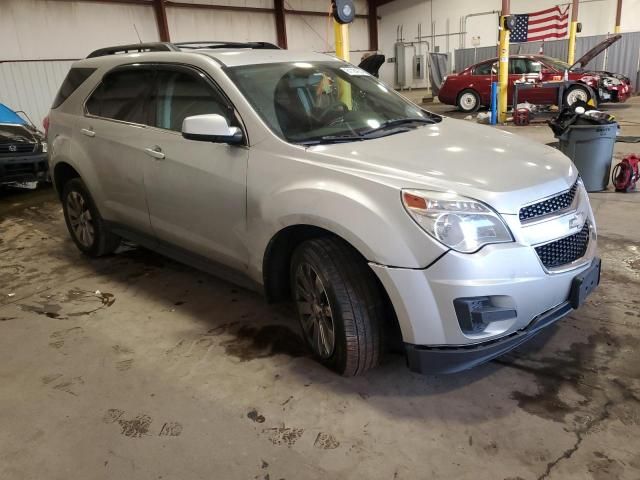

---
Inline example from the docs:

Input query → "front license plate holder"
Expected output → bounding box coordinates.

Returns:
[570,257,601,309]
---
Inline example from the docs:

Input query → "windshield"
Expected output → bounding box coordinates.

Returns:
[541,56,573,71]
[226,61,441,144]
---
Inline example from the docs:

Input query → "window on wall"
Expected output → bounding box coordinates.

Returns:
[85,69,154,124]
[151,70,233,132]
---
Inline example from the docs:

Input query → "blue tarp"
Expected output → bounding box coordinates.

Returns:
[0,103,26,125]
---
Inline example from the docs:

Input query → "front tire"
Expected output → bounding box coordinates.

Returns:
[563,85,593,107]
[62,178,120,257]
[457,89,481,113]
[290,237,384,376]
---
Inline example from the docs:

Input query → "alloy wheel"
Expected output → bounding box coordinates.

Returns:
[294,262,336,359]
[566,88,589,105]
[460,92,477,111]
[66,191,95,248]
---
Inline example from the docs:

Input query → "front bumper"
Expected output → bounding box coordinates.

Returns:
[0,153,49,185]
[600,83,631,103]
[377,254,600,374]
[404,254,600,374]
[405,301,573,374]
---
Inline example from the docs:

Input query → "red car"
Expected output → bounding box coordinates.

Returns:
[438,35,632,112]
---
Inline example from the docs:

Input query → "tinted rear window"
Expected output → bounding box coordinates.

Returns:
[52,68,96,109]
[85,69,154,124]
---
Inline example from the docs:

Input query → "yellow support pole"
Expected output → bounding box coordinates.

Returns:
[567,0,579,65]
[567,21,578,65]
[334,20,352,107]
[497,18,510,123]
[334,21,350,62]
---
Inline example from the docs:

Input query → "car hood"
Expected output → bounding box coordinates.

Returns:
[307,118,578,215]
[0,123,40,144]
[571,34,621,69]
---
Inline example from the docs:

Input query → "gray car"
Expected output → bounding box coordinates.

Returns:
[47,42,600,376]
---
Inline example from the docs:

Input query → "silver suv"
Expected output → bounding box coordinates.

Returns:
[47,41,600,376]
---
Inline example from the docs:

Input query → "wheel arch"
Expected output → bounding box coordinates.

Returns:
[53,162,81,199]
[262,223,403,347]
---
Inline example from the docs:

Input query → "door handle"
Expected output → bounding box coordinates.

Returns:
[81,128,95,137]
[144,146,165,160]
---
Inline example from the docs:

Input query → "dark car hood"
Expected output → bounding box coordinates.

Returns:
[571,34,621,69]
[0,123,41,144]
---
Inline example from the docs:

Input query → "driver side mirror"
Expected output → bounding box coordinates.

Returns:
[182,114,243,145]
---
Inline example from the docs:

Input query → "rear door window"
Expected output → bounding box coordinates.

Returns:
[526,59,543,74]
[509,58,529,74]
[474,61,497,75]
[150,69,234,132]
[85,69,154,124]
[52,68,96,109]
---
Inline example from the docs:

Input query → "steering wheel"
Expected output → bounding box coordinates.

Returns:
[317,101,349,124]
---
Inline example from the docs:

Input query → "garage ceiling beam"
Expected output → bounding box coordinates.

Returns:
[166,1,372,19]
[43,0,377,18]
[39,0,379,49]
[372,0,395,7]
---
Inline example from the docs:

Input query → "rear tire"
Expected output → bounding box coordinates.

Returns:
[62,178,120,257]
[290,237,384,376]
[457,89,481,113]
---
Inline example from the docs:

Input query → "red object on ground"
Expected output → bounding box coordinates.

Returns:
[514,108,531,126]
[612,155,640,192]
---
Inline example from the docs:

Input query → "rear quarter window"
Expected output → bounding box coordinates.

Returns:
[52,68,96,109]
[85,69,154,124]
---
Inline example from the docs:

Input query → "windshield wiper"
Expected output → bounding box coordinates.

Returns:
[297,134,366,146]
[361,117,436,136]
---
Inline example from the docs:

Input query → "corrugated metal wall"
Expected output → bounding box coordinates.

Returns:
[454,32,640,90]
[0,61,75,128]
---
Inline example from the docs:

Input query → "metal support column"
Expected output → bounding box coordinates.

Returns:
[614,0,623,33]
[334,20,351,107]
[153,0,171,42]
[368,1,378,51]
[274,0,288,49]
[567,0,579,65]
[497,0,510,123]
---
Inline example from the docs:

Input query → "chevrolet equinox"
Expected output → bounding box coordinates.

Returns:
[47,42,601,376]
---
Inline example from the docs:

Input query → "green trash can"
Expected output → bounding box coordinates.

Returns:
[558,123,618,192]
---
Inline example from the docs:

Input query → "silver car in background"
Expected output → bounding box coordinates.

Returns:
[47,42,600,376]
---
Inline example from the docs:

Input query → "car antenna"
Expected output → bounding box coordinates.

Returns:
[133,24,142,43]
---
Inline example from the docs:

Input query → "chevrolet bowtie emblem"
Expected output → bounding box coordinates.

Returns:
[569,213,584,229]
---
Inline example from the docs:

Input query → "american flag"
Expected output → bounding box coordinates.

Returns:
[510,5,570,43]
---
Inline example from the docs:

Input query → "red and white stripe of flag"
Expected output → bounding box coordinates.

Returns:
[527,5,570,42]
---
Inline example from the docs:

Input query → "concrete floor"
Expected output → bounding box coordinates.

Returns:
[1,98,640,480]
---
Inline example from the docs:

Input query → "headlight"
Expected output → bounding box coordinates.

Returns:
[402,190,513,253]
[41,141,48,153]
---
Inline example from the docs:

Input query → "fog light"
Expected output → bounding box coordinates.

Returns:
[454,297,517,334]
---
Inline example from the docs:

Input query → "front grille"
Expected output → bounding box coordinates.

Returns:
[4,162,38,175]
[520,181,579,222]
[535,222,590,269]
[0,143,36,154]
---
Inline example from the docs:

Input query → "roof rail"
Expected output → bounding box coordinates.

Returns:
[86,42,180,58]
[174,41,281,50]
